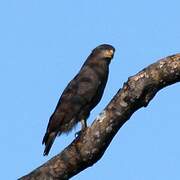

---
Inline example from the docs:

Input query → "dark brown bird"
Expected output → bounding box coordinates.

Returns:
[42,44,115,155]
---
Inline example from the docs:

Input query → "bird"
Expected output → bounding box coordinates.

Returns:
[42,44,115,155]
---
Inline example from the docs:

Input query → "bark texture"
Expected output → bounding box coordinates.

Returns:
[19,54,180,180]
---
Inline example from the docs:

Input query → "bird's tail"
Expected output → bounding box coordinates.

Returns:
[42,131,57,156]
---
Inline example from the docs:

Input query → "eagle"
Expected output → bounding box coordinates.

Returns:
[42,44,115,155]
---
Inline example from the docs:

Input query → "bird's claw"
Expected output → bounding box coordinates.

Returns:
[74,127,87,138]
[75,130,82,138]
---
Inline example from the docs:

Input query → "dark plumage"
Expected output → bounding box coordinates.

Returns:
[42,44,115,155]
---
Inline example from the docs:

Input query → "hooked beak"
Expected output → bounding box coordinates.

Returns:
[105,49,114,58]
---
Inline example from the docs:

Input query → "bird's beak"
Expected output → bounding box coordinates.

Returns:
[105,49,114,58]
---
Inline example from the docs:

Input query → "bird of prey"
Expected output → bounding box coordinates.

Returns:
[42,44,115,155]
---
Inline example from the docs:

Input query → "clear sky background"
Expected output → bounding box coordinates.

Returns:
[0,0,180,179]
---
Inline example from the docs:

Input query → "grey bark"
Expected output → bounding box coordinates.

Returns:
[19,53,180,180]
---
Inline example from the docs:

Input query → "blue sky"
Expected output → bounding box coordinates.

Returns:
[0,0,180,179]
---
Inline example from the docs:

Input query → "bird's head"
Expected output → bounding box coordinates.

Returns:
[92,44,115,60]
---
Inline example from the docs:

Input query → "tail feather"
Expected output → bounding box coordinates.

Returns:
[42,132,57,156]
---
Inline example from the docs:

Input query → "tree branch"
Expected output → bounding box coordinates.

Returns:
[19,54,180,180]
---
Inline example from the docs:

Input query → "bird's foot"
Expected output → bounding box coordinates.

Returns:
[75,130,81,138]
[75,119,87,137]
[74,127,87,138]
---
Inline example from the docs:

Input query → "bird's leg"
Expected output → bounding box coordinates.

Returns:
[75,119,87,137]
[80,119,87,130]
